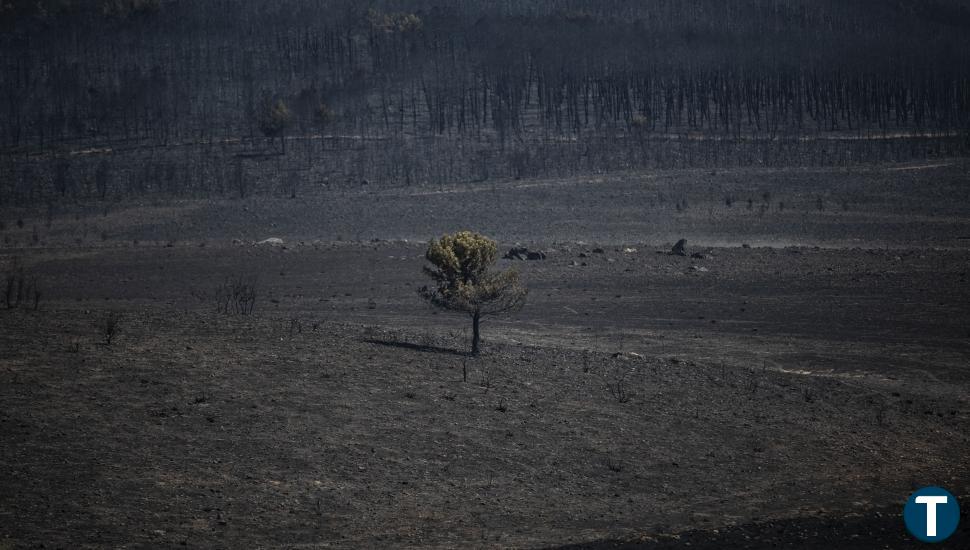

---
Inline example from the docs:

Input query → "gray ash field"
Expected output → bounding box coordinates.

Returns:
[2,164,970,548]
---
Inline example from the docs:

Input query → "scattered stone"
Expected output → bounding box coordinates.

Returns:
[691,252,706,259]
[592,247,605,254]
[689,265,709,272]
[623,247,638,254]
[742,243,751,249]
[578,252,589,258]
[256,237,285,247]
[671,239,687,256]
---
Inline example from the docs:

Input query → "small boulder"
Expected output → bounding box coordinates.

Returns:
[256,237,285,247]
[592,247,605,254]
[690,252,706,259]
[671,239,687,256]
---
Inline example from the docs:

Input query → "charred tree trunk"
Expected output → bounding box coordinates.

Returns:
[471,310,481,356]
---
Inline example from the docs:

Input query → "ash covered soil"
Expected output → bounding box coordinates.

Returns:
[2,164,970,548]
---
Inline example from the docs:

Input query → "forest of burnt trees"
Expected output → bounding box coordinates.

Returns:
[2,0,970,205]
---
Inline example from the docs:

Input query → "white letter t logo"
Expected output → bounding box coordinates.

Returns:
[915,495,948,536]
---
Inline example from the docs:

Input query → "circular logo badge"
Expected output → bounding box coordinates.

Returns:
[903,486,960,543]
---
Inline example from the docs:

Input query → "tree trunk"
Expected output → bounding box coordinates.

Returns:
[471,310,481,356]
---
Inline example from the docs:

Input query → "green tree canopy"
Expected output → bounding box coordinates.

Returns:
[258,97,294,138]
[420,231,526,355]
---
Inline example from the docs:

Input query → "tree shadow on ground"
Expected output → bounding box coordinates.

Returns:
[362,338,469,357]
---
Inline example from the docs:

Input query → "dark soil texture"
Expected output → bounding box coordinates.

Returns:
[2,164,970,548]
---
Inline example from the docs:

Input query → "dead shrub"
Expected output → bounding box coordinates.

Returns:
[216,276,258,315]
[3,261,41,310]
[100,312,121,345]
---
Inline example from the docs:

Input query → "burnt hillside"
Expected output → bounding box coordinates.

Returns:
[2,0,969,204]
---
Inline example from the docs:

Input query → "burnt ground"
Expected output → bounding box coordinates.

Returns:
[2,163,970,548]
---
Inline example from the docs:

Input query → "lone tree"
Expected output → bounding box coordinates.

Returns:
[420,231,526,356]
[257,92,294,154]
